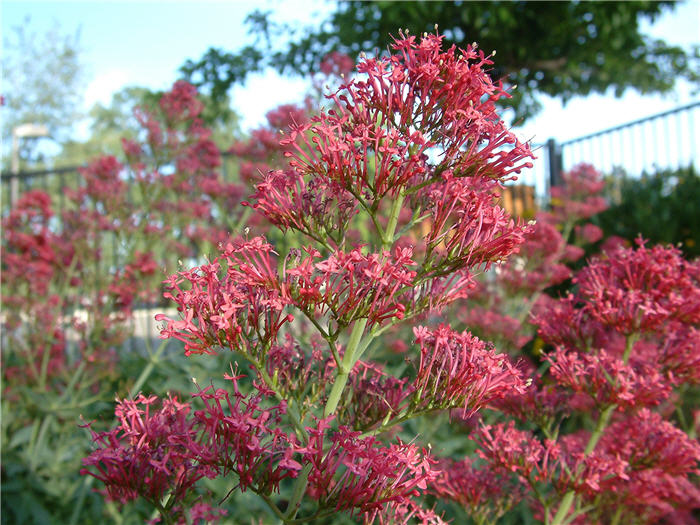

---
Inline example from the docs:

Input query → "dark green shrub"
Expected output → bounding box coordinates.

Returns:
[594,165,700,258]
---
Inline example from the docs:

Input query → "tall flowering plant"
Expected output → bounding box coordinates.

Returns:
[81,32,700,524]
[457,163,609,355]
[82,32,535,523]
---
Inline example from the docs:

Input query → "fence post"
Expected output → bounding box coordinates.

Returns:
[546,138,563,193]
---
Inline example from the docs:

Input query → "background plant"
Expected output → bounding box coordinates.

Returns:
[594,164,700,258]
[1,81,249,525]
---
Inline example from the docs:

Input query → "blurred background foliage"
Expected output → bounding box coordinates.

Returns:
[595,165,700,258]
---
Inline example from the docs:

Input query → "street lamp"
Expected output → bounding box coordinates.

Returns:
[10,123,50,206]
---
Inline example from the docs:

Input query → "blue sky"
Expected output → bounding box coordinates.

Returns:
[3,0,699,193]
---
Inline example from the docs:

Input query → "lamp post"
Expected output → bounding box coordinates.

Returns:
[10,123,49,206]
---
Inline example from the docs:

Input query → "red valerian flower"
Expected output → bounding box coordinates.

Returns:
[420,172,533,276]
[343,360,413,430]
[264,333,337,409]
[156,236,293,357]
[81,394,217,506]
[412,325,529,417]
[655,322,700,385]
[532,293,622,354]
[246,32,533,252]
[2,190,75,296]
[477,421,559,483]
[191,371,301,495]
[286,245,417,329]
[432,456,523,522]
[159,80,204,124]
[298,418,437,520]
[546,347,671,408]
[575,240,700,334]
[562,410,700,522]
[548,163,607,222]
[319,51,355,77]
[245,168,358,243]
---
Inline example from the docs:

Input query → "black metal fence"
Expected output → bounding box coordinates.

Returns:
[509,101,699,202]
[547,100,699,190]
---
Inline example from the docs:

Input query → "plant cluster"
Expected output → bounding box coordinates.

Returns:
[78,32,700,525]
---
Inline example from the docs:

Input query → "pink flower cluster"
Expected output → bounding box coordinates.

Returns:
[156,237,292,357]
[300,418,436,520]
[81,395,217,505]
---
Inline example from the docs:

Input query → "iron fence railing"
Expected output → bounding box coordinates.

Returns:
[551,100,699,187]
[511,101,699,200]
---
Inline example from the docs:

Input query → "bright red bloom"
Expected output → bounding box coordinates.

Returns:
[298,418,437,520]
[546,347,671,408]
[477,421,559,482]
[192,372,301,494]
[549,163,607,222]
[156,236,293,357]
[331,32,533,191]
[575,240,700,334]
[81,395,217,506]
[560,410,700,522]
[412,325,528,417]
[421,172,533,276]
[246,168,358,244]
[432,456,523,521]
[286,245,417,329]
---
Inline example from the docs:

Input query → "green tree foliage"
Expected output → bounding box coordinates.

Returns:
[180,1,699,122]
[1,18,86,167]
[594,165,700,258]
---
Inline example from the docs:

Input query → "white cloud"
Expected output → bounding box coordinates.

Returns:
[230,70,311,131]
[83,68,132,109]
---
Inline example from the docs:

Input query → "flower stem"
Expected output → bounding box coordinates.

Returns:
[323,190,405,418]
[324,317,368,417]
[129,338,169,398]
[383,192,405,250]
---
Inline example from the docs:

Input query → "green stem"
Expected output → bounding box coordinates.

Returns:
[587,404,616,456]
[259,493,288,522]
[28,416,53,471]
[383,192,405,250]
[610,505,624,525]
[128,338,169,398]
[68,476,94,525]
[285,463,313,520]
[323,190,405,417]
[255,363,308,441]
[551,407,616,525]
[153,499,175,525]
[324,317,368,417]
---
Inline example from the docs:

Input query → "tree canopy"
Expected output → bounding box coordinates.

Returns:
[179,0,699,122]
